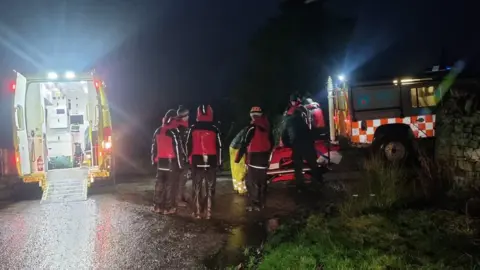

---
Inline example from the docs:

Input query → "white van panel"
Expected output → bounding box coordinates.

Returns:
[13,72,31,175]
[48,106,69,129]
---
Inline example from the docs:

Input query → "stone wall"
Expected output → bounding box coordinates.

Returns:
[435,85,480,190]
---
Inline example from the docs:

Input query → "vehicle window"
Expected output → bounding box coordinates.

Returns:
[353,85,400,110]
[334,92,339,109]
[410,88,418,107]
[337,93,346,111]
[410,86,436,107]
[16,105,25,131]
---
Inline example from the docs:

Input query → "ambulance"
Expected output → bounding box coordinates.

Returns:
[0,70,113,192]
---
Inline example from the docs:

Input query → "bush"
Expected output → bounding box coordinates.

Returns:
[340,152,462,217]
[339,155,409,217]
[247,154,479,270]
[416,149,455,200]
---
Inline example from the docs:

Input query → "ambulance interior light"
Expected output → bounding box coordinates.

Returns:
[65,71,75,79]
[47,72,58,80]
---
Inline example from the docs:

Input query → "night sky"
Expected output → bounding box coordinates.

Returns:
[1,0,478,159]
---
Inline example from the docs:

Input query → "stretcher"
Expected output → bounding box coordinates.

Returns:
[267,139,341,183]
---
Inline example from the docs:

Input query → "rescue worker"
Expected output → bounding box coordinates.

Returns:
[303,98,327,141]
[304,98,325,129]
[278,92,303,147]
[235,107,273,211]
[229,127,248,194]
[151,109,185,214]
[282,103,322,188]
[176,105,190,207]
[284,92,303,116]
[186,105,222,219]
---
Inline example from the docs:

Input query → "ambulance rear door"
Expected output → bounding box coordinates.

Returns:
[13,71,31,175]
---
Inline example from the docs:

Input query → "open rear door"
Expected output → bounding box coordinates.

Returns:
[13,72,31,175]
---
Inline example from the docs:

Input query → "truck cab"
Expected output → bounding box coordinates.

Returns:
[328,75,440,162]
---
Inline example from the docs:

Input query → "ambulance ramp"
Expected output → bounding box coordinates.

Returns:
[41,168,88,203]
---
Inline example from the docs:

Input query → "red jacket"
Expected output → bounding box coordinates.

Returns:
[284,103,301,116]
[186,105,222,168]
[304,101,325,128]
[151,119,184,171]
[235,116,273,168]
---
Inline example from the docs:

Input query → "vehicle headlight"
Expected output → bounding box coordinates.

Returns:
[104,141,112,149]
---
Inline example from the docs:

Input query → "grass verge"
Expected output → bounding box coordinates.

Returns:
[241,156,480,270]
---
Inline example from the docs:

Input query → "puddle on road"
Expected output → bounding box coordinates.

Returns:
[203,220,267,269]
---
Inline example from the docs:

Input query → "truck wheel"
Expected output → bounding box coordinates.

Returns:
[375,137,411,163]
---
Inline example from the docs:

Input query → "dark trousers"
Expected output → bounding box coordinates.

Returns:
[176,168,190,203]
[245,165,268,207]
[191,168,216,215]
[154,169,180,210]
[292,142,321,184]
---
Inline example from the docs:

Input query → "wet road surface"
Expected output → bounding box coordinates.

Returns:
[0,175,314,270]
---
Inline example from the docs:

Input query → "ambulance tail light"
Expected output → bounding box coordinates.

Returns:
[0,150,19,176]
[103,128,112,151]
[94,80,102,90]
[8,80,16,92]
[103,141,112,150]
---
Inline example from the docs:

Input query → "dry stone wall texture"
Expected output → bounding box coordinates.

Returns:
[435,88,480,190]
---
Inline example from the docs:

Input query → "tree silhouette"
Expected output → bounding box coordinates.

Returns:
[232,0,355,126]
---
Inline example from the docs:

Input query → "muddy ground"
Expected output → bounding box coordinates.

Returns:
[0,149,363,269]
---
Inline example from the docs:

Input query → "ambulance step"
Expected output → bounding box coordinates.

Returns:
[41,168,88,203]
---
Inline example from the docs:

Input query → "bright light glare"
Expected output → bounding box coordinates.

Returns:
[104,141,112,149]
[47,72,58,79]
[338,75,345,81]
[393,78,424,85]
[65,71,75,79]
